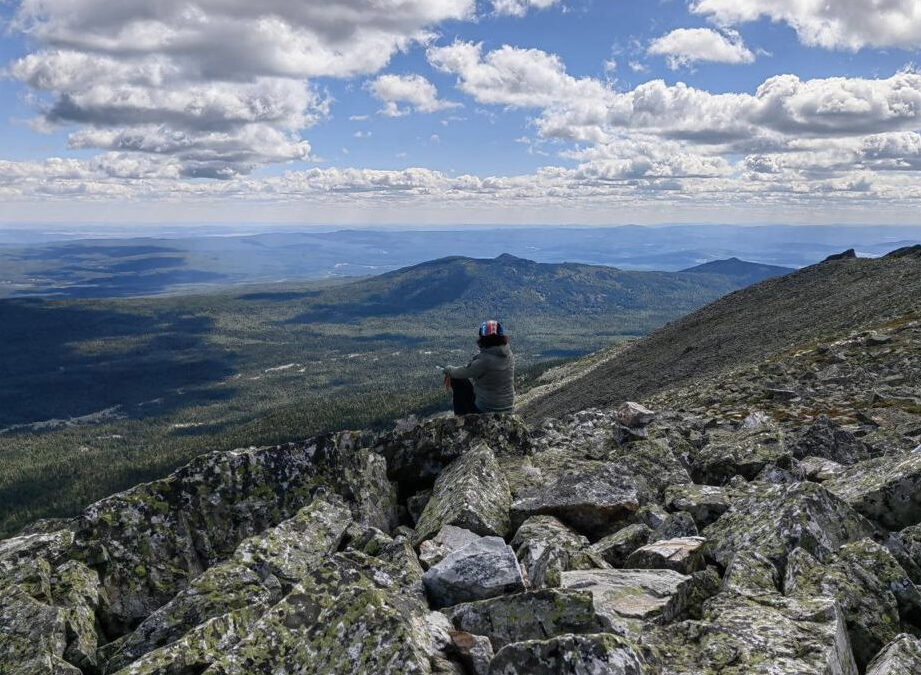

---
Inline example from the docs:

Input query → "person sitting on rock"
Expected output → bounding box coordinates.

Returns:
[442,320,515,415]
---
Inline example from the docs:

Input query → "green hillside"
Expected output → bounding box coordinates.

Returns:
[0,254,789,535]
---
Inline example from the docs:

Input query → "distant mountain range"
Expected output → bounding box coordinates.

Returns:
[0,224,914,299]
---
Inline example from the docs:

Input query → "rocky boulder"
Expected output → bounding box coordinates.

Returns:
[444,589,608,650]
[560,569,692,639]
[609,438,691,501]
[616,402,657,428]
[375,414,531,490]
[691,425,792,484]
[591,524,651,568]
[866,633,921,674]
[646,592,859,675]
[510,516,603,589]
[489,633,647,675]
[827,453,921,530]
[419,526,482,570]
[625,537,706,575]
[663,484,730,528]
[787,416,869,465]
[510,464,642,539]
[413,444,512,545]
[423,537,525,609]
[704,481,875,570]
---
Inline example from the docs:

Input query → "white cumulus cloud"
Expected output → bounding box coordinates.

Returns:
[492,0,562,17]
[367,74,459,117]
[648,28,755,68]
[691,0,921,51]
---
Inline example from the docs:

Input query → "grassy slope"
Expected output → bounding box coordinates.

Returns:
[521,252,921,421]
[0,254,785,535]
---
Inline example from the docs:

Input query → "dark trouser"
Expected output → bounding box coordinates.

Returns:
[451,378,481,416]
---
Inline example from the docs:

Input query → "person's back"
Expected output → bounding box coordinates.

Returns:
[443,320,515,414]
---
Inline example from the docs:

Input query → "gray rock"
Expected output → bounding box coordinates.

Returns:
[591,524,651,568]
[511,464,642,539]
[889,524,921,585]
[704,481,874,571]
[560,569,692,638]
[827,453,921,530]
[423,537,525,609]
[866,633,921,674]
[647,592,859,675]
[413,444,512,545]
[663,484,730,528]
[625,537,706,575]
[722,550,780,595]
[616,402,657,428]
[612,424,648,445]
[419,526,482,570]
[444,589,608,650]
[488,633,646,675]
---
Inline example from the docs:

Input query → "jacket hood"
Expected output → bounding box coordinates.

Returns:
[481,344,511,358]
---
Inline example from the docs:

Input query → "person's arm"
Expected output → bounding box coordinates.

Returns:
[443,355,489,380]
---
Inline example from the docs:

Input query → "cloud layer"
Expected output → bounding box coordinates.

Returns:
[648,28,755,69]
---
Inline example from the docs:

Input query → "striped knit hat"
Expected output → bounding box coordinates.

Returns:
[479,320,504,337]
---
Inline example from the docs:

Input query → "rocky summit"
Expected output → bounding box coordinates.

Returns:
[3,253,921,674]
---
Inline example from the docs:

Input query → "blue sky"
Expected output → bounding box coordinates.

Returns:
[2,0,921,225]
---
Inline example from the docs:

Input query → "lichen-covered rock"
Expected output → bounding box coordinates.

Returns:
[703,482,874,570]
[866,633,921,675]
[647,591,859,675]
[71,432,395,632]
[0,583,70,674]
[799,456,847,482]
[785,539,921,669]
[609,439,691,500]
[560,569,692,639]
[413,444,512,545]
[445,589,609,650]
[889,523,921,584]
[625,537,706,574]
[203,550,436,674]
[827,453,921,530]
[510,516,603,589]
[788,416,869,465]
[650,511,698,542]
[691,425,791,485]
[722,550,780,596]
[591,524,651,568]
[106,496,352,671]
[419,526,482,570]
[376,414,531,490]
[510,464,641,539]
[489,633,647,675]
[663,484,730,528]
[423,537,525,609]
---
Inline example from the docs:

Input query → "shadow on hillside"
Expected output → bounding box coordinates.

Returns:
[0,300,237,428]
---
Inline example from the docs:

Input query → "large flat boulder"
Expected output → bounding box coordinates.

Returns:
[866,634,921,675]
[560,569,692,638]
[625,537,706,575]
[423,537,525,609]
[413,444,512,545]
[488,633,647,675]
[647,592,859,675]
[703,482,875,570]
[419,526,482,570]
[444,589,608,650]
[827,453,921,530]
[510,464,642,539]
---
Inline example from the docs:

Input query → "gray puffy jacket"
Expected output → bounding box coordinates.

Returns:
[445,345,516,413]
